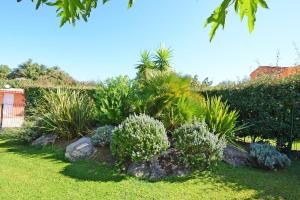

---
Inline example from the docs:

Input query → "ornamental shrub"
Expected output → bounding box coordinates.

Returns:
[91,125,115,146]
[203,96,246,142]
[36,88,96,139]
[93,76,132,125]
[111,114,169,165]
[0,121,41,143]
[250,143,291,170]
[136,72,206,130]
[172,121,226,169]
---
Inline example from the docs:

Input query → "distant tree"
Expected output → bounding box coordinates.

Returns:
[8,59,45,80]
[8,59,76,86]
[17,0,269,41]
[0,65,11,79]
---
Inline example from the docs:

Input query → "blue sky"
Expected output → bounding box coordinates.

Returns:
[0,1,300,83]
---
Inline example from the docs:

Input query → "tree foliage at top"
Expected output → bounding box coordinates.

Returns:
[17,0,269,41]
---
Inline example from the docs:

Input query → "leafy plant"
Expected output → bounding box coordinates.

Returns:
[137,72,205,130]
[91,125,114,146]
[0,121,41,143]
[172,121,226,169]
[36,88,95,139]
[93,76,132,125]
[205,0,269,41]
[250,143,291,170]
[111,114,169,166]
[203,96,245,142]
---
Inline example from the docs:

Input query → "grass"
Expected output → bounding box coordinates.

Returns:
[0,139,299,200]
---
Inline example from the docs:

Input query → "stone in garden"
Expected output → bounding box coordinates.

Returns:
[127,163,150,178]
[223,145,255,167]
[65,137,96,162]
[32,134,57,146]
[149,156,166,180]
[127,148,192,179]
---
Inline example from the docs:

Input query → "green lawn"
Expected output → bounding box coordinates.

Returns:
[0,139,299,200]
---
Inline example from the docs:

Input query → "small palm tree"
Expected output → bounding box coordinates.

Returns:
[153,45,172,72]
[136,50,154,80]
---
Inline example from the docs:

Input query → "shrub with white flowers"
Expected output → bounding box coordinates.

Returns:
[111,114,169,165]
[172,121,226,169]
[91,125,115,146]
[250,143,291,170]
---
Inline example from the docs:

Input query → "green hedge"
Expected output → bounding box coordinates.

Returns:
[204,76,300,151]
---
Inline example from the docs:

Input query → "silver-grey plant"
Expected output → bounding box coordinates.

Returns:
[250,143,291,170]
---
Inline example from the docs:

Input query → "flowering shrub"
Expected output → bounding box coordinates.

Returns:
[91,125,115,147]
[172,121,226,169]
[250,143,291,170]
[111,114,169,165]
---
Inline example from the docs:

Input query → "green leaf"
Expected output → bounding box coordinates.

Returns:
[128,0,134,8]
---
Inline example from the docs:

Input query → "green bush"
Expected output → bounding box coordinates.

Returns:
[91,125,115,146]
[203,96,245,142]
[250,143,291,170]
[0,121,41,143]
[137,72,205,130]
[172,121,226,169]
[111,114,169,165]
[93,76,132,125]
[36,88,95,139]
[204,75,300,151]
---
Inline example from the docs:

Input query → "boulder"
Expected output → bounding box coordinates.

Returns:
[65,137,96,162]
[127,148,191,179]
[32,134,57,146]
[223,145,255,167]
[149,156,166,180]
[127,163,150,178]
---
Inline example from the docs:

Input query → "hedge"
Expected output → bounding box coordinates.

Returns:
[204,75,300,151]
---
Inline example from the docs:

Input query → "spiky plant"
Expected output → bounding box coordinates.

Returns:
[153,45,172,72]
[36,88,95,139]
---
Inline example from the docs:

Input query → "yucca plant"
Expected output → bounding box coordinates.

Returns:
[204,96,246,142]
[36,88,95,139]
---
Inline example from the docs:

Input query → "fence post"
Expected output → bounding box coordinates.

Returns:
[0,104,3,128]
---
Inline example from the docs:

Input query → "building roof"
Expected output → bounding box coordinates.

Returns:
[0,88,24,94]
[250,65,300,79]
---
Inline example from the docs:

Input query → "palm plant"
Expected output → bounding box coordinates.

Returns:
[153,45,172,72]
[138,72,205,129]
[135,50,154,80]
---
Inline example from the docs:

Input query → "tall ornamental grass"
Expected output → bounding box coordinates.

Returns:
[37,89,95,139]
[204,96,246,142]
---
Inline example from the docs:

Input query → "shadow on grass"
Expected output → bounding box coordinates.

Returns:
[0,139,299,199]
[0,139,126,182]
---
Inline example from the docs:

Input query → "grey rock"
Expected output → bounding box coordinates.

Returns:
[32,134,57,146]
[223,145,255,167]
[172,167,191,177]
[127,163,150,178]
[149,156,166,180]
[65,137,96,162]
[127,149,192,179]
